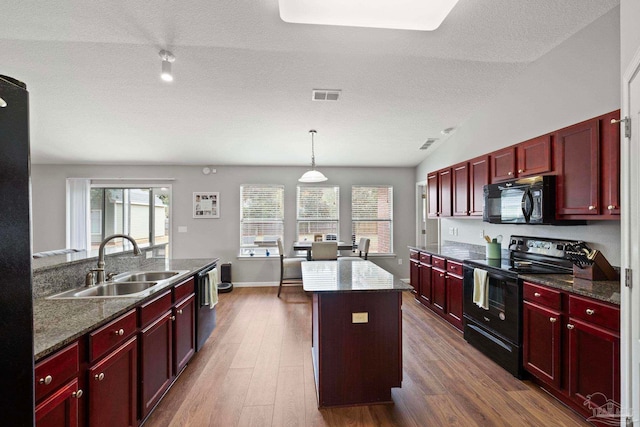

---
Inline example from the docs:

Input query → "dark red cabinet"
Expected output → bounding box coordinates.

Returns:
[523,301,562,389]
[409,250,420,296]
[427,172,439,218]
[469,155,489,216]
[601,110,621,216]
[517,135,552,177]
[431,266,446,317]
[438,168,452,217]
[445,273,463,330]
[35,379,80,427]
[173,294,196,374]
[452,162,469,216]
[418,259,432,306]
[554,118,600,216]
[490,147,516,183]
[88,337,138,427]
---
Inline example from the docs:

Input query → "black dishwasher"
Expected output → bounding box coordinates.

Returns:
[196,263,217,351]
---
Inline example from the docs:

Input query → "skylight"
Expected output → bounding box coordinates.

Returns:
[278,0,459,31]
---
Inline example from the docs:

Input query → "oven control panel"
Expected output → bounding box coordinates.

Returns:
[508,236,576,259]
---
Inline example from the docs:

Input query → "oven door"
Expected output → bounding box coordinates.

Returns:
[463,265,521,344]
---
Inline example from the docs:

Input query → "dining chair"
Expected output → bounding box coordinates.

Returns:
[311,241,338,260]
[277,238,303,297]
[339,237,370,261]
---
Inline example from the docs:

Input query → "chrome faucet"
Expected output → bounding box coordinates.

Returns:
[90,234,142,285]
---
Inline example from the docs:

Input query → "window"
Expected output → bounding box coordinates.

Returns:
[240,184,284,256]
[89,187,170,252]
[297,186,340,242]
[352,185,393,254]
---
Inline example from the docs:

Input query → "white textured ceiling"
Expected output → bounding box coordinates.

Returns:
[1,0,619,167]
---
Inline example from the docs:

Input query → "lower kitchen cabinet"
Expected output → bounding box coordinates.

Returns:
[522,281,620,419]
[418,256,432,305]
[445,273,463,330]
[431,266,447,317]
[88,337,138,427]
[173,294,196,374]
[35,378,81,427]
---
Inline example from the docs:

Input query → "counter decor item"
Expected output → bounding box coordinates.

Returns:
[193,192,220,218]
[484,234,502,259]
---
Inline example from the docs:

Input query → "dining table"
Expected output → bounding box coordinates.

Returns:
[293,241,353,260]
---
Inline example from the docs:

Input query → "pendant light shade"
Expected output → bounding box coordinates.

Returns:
[299,129,328,182]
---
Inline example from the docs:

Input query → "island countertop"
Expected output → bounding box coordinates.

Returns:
[301,260,412,292]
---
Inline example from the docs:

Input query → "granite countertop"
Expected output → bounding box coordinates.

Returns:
[33,258,218,361]
[301,260,413,292]
[408,243,486,263]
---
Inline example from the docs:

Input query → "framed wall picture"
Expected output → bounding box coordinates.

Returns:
[193,192,220,218]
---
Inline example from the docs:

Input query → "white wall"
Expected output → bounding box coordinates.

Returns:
[621,0,640,73]
[31,164,415,281]
[415,7,622,265]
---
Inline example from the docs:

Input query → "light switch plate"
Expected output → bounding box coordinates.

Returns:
[178,226,188,233]
[352,312,368,323]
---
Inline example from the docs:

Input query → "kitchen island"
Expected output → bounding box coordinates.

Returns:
[302,260,412,408]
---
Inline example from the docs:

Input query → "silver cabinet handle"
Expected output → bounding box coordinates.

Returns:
[586,308,595,315]
[114,328,124,336]
[170,315,176,321]
[588,205,596,210]
[549,317,557,323]
[507,171,513,176]
[518,169,523,173]
[608,205,616,210]
[39,375,53,385]
[177,309,183,315]
[534,292,541,297]
[95,373,105,381]
[72,390,83,399]
[567,324,575,330]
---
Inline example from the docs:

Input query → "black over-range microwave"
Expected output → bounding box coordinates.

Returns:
[483,175,564,225]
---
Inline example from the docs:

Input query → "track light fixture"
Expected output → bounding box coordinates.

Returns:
[159,50,176,82]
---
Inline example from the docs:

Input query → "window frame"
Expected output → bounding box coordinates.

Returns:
[239,184,285,257]
[296,185,340,243]
[351,185,394,255]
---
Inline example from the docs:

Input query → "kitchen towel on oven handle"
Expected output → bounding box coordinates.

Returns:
[207,268,219,309]
[472,268,489,310]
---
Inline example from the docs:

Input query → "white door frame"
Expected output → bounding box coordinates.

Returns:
[621,43,640,426]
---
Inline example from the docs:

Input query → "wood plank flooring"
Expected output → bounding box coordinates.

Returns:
[143,287,591,427]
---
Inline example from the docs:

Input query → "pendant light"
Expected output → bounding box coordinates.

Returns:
[159,50,175,82]
[299,129,328,183]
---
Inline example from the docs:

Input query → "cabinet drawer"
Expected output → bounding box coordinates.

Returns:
[35,342,79,402]
[569,295,619,331]
[89,309,137,362]
[523,282,562,311]
[447,261,463,276]
[419,253,432,264]
[432,256,446,269]
[139,290,172,328]
[173,276,195,303]
[409,250,420,260]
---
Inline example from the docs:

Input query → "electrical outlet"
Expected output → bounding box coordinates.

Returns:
[479,229,484,238]
[449,227,454,235]
[398,258,403,265]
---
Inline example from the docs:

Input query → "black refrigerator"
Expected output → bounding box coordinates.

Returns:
[0,75,35,425]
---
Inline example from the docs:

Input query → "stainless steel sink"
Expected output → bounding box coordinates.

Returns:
[47,270,190,299]
[113,271,181,282]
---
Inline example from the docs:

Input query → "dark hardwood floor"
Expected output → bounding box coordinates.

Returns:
[143,286,591,426]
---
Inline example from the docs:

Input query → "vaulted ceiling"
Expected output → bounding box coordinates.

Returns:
[1,0,619,167]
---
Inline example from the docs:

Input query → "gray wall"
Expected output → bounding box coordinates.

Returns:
[621,0,640,73]
[415,7,622,265]
[31,164,415,281]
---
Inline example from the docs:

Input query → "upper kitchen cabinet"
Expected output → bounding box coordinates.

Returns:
[427,172,439,218]
[490,147,516,183]
[517,135,552,177]
[452,162,469,217]
[438,168,453,217]
[555,110,621,220]
[469,155,489,216]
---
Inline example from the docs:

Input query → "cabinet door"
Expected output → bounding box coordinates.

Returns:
[567,318,620,410]
[445,274,463,330]
[409,259,420,295]
[174,294,196,374]
[517,135,551,177]
[36,379,80,427]
[438,168,452,217]
[601,110,620,216]
[523,302,562,389]
[88,337,137,427]
[427,173,439,218]
[555,119,600,216]
[452,162,469,216]
[490,147,516,183]
[469,155,489,216]
[431,268,446,316]
[140,311,173,419]
[418,263,431,305]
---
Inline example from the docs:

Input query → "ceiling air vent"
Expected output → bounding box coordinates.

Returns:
[420,138,438,150]
[312,89,341,101]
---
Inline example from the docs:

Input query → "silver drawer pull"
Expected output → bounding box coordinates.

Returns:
[177,309,183,315]
[586,308,595,315]
[114,328,124,336]
[72,390,83,399]
[567,324,575,330]
[95,373,105,381]
[39,375,53,385]
[549,317,557,323]
[534,292,541,297]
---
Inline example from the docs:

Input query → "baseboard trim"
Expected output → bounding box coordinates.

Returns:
[232,281,279,288]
